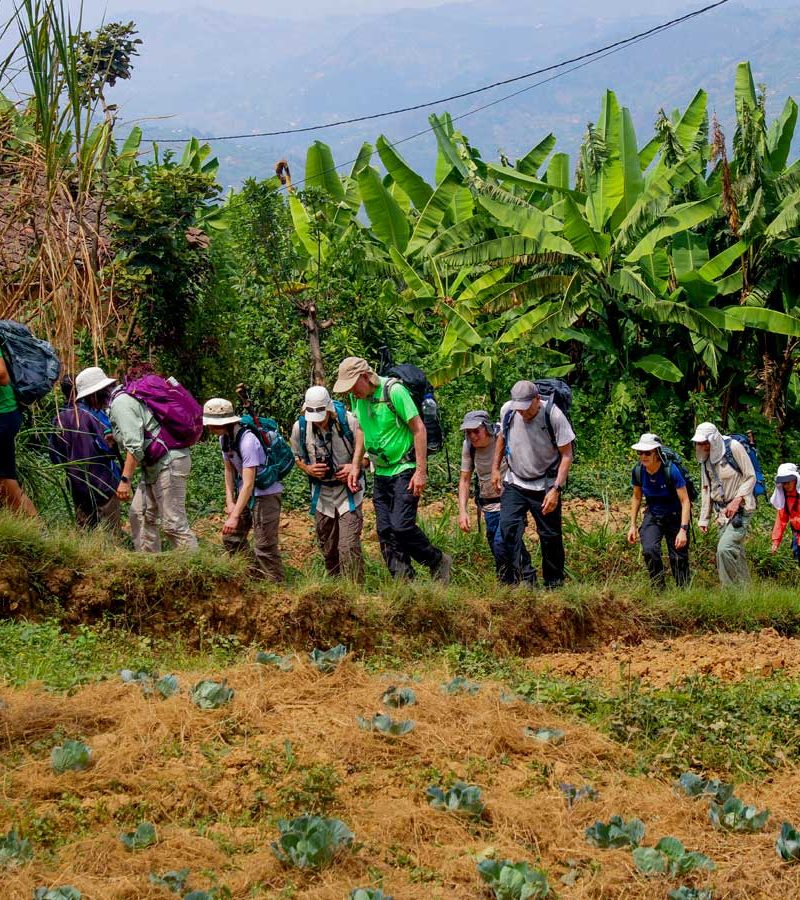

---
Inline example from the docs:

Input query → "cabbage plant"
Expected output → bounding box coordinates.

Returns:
[357,714,415,736]
[190,679,234,709]
[149,868,190,892]
[523,726,565,745]
[350,890,393,900]
[0,828,32,865]
[51,739,92,774]
[271,816,354,869]
[708,797,769,833]
[777,822,800,862]
[441,676,480,695]
[426,781,485,819]
[119,821,157,851]
[668,888,713,900]
[585,815,645,849]
[34,889,81,900]
[381,686,416,707]
[309,645,348,673]
[676,772,733,804]
[559,783,598,807]
[477,859,552,899]
[632,837,715,876]
[256,651,293,671]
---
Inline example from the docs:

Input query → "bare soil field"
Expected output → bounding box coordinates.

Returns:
[1,650,799,899]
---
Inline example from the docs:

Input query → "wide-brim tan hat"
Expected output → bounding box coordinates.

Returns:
[333,356,372,394]
[75,366,117,401]
[202,397,240,426]
[631,432,662,452]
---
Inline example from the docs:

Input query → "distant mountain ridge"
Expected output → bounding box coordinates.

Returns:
[106,0,800,186]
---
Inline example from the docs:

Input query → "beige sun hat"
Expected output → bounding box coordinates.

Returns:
[75,366,117,401]
[333,357,373,394]
[202,397,240,426]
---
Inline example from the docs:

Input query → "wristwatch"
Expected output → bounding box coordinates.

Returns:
[680,524,689,531]
[120,475,130,484]
[551,484,563,493]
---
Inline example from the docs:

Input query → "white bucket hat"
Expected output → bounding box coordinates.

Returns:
[202,397,240,426]
[303,385,334,423]
[770,462,799,510]
[75,366,117,401]
[631,432,662,452]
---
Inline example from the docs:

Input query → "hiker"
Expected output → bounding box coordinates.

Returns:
[48,370,121,531]
[627,433,691,588]
[333,356,452,582]
[203,397,285,582]
[457,409,534,577]
[770,463,800,564]
[491,380,574,588]
[290,386,365,581]
[109,364,199,552]
[692,422,756,586]
[0,346,37,517]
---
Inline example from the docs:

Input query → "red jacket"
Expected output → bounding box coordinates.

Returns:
[772,493,800,544]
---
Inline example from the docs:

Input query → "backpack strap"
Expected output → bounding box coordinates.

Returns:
[632,462,643,487]
[298,415,311,464]
[332,400,355,453]
[723,437,743,475]
[542,397,557,451]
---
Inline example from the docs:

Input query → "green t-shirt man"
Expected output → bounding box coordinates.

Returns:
[0,348,17,415]
[352,377,419,477]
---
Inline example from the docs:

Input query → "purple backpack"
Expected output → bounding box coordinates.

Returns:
[124,374,203,465]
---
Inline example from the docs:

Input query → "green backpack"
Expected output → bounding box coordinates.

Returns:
[234,415,295,490]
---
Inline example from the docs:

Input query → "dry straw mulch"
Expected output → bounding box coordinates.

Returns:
[1,658,799,898]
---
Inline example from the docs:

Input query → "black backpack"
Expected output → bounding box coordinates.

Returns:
[383,363,444,455]
[0,320,61,407]
[633,445,698,504]
[502,378,574,453]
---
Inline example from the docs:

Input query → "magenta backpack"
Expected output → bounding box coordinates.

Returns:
[124,374,203,465]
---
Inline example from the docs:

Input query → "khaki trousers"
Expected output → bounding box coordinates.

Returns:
[223,494,285,582]
[315,506,364,582]
[716,510,752,587]
[130,455,198,553]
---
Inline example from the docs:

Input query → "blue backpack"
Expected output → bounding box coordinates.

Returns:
[724,433,767,499]
[0,320,61,407]
[234,414,295,491]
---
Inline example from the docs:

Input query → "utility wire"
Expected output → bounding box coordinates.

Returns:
[285,15,707,191]
[152,0,729,144]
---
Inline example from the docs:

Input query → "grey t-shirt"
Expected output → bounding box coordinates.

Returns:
[500,401,575,491]
[460,434,506,513]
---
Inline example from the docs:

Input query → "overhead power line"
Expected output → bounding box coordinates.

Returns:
[152,0,729,145]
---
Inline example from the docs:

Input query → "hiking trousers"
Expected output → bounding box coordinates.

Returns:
[483,508,535,579]
[716,510,753,587]
[499,483,564,587]
[639,509,690,588]
[315,506,364,582]
[223,494,285,582]
[373,468,442,579]
[130,455,198,553]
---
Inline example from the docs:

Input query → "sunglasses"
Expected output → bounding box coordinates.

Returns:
[305,405,328,414]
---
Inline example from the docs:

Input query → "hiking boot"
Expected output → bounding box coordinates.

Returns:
[432,552,453,584]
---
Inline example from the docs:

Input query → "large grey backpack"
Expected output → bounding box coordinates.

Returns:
[0,320,61,407]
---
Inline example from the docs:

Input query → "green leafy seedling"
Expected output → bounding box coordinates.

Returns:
[585,815,645,849]
[34,889,81,900]
[709,796,769,833]
[441,676,480,695]
[51,739,92,774]
[523,726,566,745]
[190,679,234,709]
[381,685,416,707]
[633,837,715,876]
[350,890,393,900]
[776,822,800,862]
[668,888,713,900]
[559,783,598,807]
[676,772,733,804]
[120,668,151,685]
[426,781,485,819]
[0,827,33,865]
[477,858,552,899]
[149,868,190,892]
[357,714,415,736]
[309,644,348,673]
[271,815,354,869]
[119,821,157,851]
[256,651,294,671]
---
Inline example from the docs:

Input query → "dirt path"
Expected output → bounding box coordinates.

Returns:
[526,628,800,687]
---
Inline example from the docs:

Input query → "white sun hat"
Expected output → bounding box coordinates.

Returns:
[74,366,117,401]
[303,385,334,423]
[631,433,662,452]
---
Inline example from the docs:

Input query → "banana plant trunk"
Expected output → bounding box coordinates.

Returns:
[304,301,326,386]
[760,340,797,423]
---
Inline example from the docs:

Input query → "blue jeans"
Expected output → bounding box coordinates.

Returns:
[484,506,536,582]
